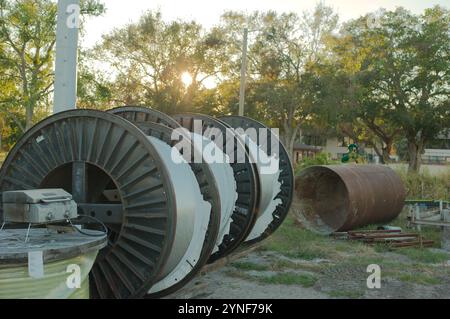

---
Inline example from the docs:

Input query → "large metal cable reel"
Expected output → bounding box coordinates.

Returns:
[0,109,186,299]
[108,107,222,261]
[107,106,222,297]
[219,116,294,245]
[173,113,260,262]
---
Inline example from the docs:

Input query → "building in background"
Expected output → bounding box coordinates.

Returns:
[423,131,450,165]
[292,143,322,163]
[292,130,450,165]
[292,134,380,164]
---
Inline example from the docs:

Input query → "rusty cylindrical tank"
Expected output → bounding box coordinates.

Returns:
[293,165,406,234]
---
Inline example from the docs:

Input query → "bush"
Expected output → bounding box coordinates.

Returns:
[394,168,450,200]
[295,152,340,175]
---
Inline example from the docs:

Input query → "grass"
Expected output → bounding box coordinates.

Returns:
[396,248,449,264]
[225,269,318,288]
[397,273,441,285]
[231,261,270,271]
[259,273,318,287]
[328,289,365,299]
[261,215,380,263]
[222,215,450,299]
[225,269,255,281]
[343,255,386,267]
[267,213,449,267]
[257,214,450,295]
[231,255,327,273]
[261,217,338,260]
[269,259,325,273]
[284,249,327,260]
[394,167,450,200]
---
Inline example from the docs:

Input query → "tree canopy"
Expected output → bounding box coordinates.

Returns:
[0,0,104,132]
[0,1,448,172]
[314,6,449,170]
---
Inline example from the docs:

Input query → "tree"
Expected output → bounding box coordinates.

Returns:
[77,50,113,110]
[216,4,339,158]
[0,0,56,131]
[338,120,400,163]
[0,0,104,132]
[327,7,449,172]
[307,59,401,164]
[87,10,228,113]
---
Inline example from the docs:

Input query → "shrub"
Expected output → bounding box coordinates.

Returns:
[295,152,340,175]
[394,168,450,200]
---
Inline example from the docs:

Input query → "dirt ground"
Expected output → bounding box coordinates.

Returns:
[169,214,450,299]
[170,249,450,299]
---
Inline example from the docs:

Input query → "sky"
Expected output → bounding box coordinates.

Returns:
[81,0,450,48]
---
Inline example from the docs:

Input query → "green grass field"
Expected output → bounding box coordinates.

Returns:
[224,213,450,295]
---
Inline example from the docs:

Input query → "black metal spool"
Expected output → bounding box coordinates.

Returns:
[0,110,179,299]
[219,116,294,245]
[108,106,222,297]
[108,106,180,129]
[173,113,260,262]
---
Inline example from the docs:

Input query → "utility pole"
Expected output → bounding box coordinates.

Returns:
[53,0,80,114]
[238,28,248,117]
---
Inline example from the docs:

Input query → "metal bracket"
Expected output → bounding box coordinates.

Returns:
[77,203,123,224]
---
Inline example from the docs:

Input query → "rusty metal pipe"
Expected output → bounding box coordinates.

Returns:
[293,165,406,234]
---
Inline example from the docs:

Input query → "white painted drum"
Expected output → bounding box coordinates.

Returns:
[242,137,282,241]
[148,137,211,293]
[190,133,238,253]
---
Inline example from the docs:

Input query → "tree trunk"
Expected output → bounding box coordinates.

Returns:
[407,139,424,173]
[288,134,295,161]
[368,137,393,165]
[381,149,390,164]
[370,143,385,164]
[381,140,393,164]
[282,124,300,161]
[25,106,34,131]
[0,117,3,151]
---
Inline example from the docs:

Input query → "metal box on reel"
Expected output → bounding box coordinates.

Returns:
[2,189,77,224]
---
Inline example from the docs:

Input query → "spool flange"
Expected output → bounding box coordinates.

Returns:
[173,113,259,261]
[219,116,294,244]
[0,110,179,298]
